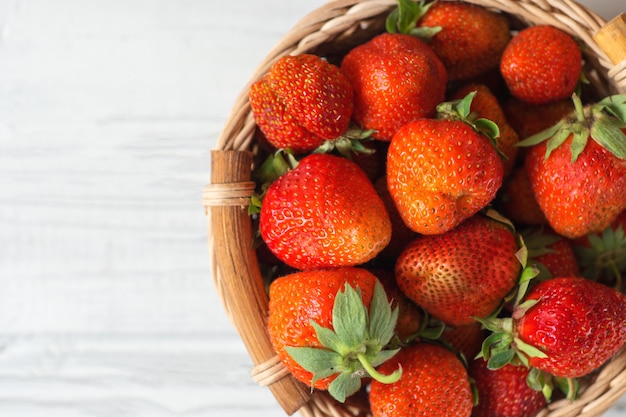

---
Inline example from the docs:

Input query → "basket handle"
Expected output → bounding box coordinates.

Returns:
[207,150,311,415]
[593,13,626,65]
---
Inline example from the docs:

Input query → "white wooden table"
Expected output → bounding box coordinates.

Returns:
[1,0,624,416]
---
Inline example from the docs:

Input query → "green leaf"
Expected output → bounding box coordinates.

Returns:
[332,284,368,351]
[474,118,501,141]
[517,121,564,148]
[555,376,579,401]
[368,281,398,346]
[480,331,512,360]
[408,26,442,41]
[456,91,475,119]
[526,367,554,401]
[544,127,573,159]
[370,348,401,367]
[526,367,544,391]
[487,349,515,370]
[386,0,436,36]
[514,337,548,359]
[569,127,590,162]
[328,371,363,403]
[590,114,626,160]
[285,346,343,375]
[311,321,347,356]
[598,94,626,122]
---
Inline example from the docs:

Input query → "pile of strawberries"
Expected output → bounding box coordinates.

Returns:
[245,1,626,416]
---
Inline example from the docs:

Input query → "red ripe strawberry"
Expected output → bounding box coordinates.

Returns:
[369,342,473,417]
[387,94,504,235]
[249,54,353,153]
[450,83,520,176]
[260,153,391,270]
[500,25,582,105]
[441,321,486,361]
[395,212,522,326]
[469,358,547,417]
[514,277,626,379]
[268,268,401,402]
[503,97,574,139]
[523,226,581,279]
[497,166,548,227]
[520,94,626,239]
[340,32,447,141]
[416,1,510,81]
[480,276,626,396]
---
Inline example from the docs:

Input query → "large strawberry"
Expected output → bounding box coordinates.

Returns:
[259,153,391,270]
[369,342,474,417]
[249,54,353,153]
[469,358,547,417]
[415,0,510,81]
[340,29,447,141]
[395,211,522,326]
[267,268,401,402]
[387,93,504,235]
[500,25,582,105]
[480,276,626,399]
[520,94,626,239]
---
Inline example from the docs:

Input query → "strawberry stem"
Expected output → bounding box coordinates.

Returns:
[357,352,402,383]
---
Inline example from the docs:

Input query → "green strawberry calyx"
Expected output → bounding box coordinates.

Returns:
[313,126,376,159]
[436,92,505,159]
[285,280,402,403]
[249,149,299,214]
[386,0,441,40]
[574,222,626,291]
[517,93,626,163]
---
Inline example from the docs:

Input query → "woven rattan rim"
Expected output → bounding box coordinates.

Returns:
[207,1,626,416]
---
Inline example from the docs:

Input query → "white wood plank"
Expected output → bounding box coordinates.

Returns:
[0,0,624,415]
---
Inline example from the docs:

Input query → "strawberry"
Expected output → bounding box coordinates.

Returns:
[386,93,504,235]
[523,226,581,280]
[249,54,353,153]
[500,25,582,105]
[267,268,402,402]
[415,0,510,81]
[469,358,547,417]
[480,276,626,399]
[497,166,548,227]
[520,94,626,239]
[441,321,486,361]
[340,31,447,141]
[395,211,522,326]
[259,153,391,270]
[503,97,574,139]
[369,342,474,417]
[450,83,520,176]
[515,277,626,378]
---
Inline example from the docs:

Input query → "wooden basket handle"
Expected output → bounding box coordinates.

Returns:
[593,13,626,65]
[207,150,311,415]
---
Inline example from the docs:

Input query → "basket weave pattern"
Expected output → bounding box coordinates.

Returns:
[205,1,626,416]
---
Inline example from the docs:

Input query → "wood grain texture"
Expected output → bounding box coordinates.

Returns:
[0,0,624,416]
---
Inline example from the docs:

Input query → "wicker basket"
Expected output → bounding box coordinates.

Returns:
[204,1,626,416]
